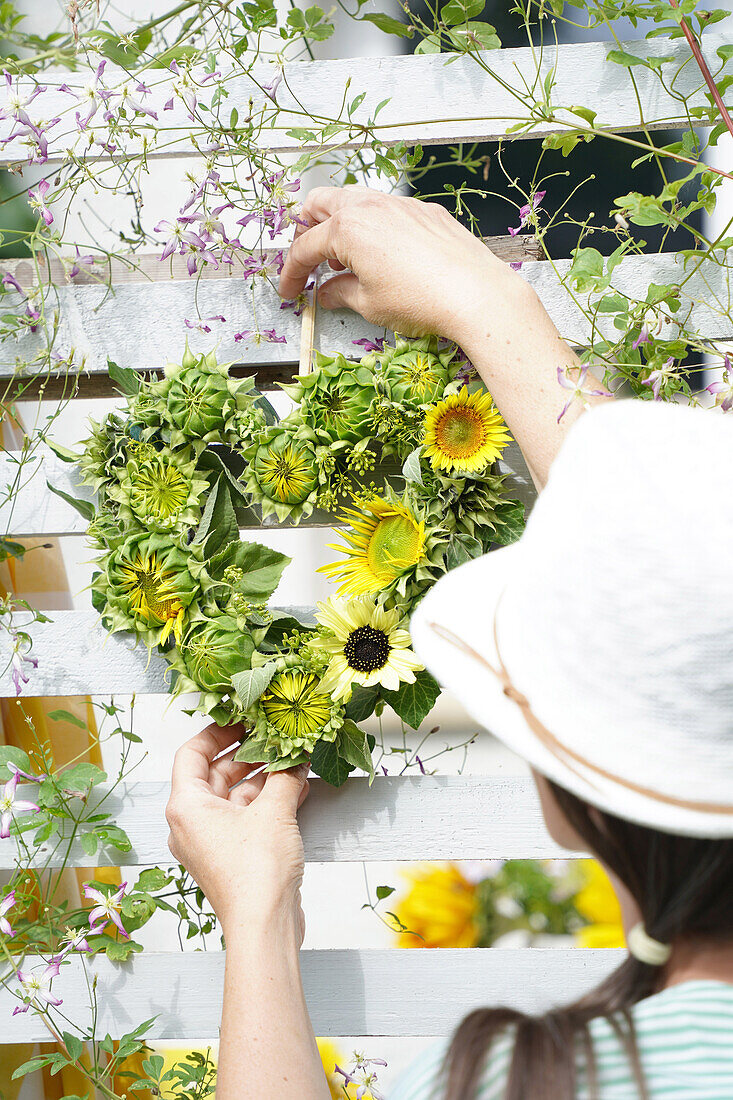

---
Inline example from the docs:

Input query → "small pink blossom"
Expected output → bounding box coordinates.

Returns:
[642,357,677,401]
[334,1055,388,1100]
[12,957,63,1014]
[556,364,612,422]
[242,250,285,279]
[632,325,651,349]
[68,247,95,279]
[233,328,287,345]
[58,923,100,956]
[10,632,38,695]
[1,272,23,294]
[508,190,545,237]
[353,337,385,354]
[0,771,41,839]
[7,761,46,783]
[27,179,53,225]
[0,890,15,936]
[184,314,226,333]
[509,261,523,271]
[707,356,733,412]
[261,69,283,100]
[83,881,129,938]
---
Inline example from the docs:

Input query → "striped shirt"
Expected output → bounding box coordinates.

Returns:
[388,981,733,1099]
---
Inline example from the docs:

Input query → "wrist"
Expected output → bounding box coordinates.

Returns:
[221,901,302,955]
[449,266,542,358]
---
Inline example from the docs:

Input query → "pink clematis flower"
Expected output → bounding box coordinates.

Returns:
[706,357,733,412]
[353,337,385,353]
[556,364,612,423]
[508,190,545,237]
[83,881,129,938]
[0,890,15,936]
[27,179,53,225]
[58,923,100,956]
[632,325,651,349]
[642,357,677,401]
[184,314,226,333]
[241,249,285,279]
[12,957,63,1014]
[0,772,41,839]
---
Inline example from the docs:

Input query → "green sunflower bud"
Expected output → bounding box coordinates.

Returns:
[175,610,255,696]
[364,335,459,406]
[242,422,319,523]
[99,530,202,647]
[282,352,376,444]
[107,446,208,535]
[78,413,129,493]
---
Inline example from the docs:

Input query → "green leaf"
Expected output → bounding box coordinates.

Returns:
[402,448,423,485]
[337,718,374,776]
[360,11,413,37]
[493,498,526,546]
[718,43,733,64]
[48,708,88,730]
[211,538,291,601]
[382,670,440,729]
[107,358,141,396]
[80,831,99,856]
[606,48,646,68]
[62,1033,84,1062]
[344,684,379,723]
[59,762,107,791]
[442,0,485,23]
[12,1055,59,1080]
[135,867,172,893]
[105,938,143,962]
[45,438,80,463]
[0,746,33,778]
[447,21,500,49]
[193,477,238,557]
[231,663,277,708]
[310,740,352,786]
[46,480,95,521]
[376,885,395,900]
[233,736,272,764]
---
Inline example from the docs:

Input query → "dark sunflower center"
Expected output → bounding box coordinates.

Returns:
[343,625,391,673]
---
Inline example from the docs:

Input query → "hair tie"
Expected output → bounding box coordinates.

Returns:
[627,923,672,966]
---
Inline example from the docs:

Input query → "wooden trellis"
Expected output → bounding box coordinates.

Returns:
[0,33,728,1041]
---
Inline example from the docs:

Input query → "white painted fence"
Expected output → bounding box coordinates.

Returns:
[0,32,724,1043]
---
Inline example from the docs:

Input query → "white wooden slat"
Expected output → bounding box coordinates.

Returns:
[2,250,731,381]
[0,441,534,538]
[0,947,623,1040]
[0,608,316,697]
[0,776,574,868]
[0,34,727,166]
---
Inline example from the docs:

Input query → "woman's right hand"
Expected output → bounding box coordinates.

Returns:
[279,185,529,346]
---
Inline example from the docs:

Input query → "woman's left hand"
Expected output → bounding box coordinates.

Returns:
[165,724,310,943]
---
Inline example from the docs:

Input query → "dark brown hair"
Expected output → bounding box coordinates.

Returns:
[442,781,733,1100]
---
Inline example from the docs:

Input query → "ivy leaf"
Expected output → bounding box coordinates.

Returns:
[338,718,374,777]
[105,938,143,962]
[310,740,352,786]
[382,670,441,729]
[231,663,277,709]
[492,498,526,546]
[107,358,141,396]
[402,447,423,485]
[344,684,379,723]
[46,481,96,521]
[445,534,482,571]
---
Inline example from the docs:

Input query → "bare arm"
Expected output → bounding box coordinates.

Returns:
[279,186,611,488]
[165,728,330,1100]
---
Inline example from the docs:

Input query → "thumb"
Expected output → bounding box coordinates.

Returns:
[260,762,310,815]
[318,272,361,312]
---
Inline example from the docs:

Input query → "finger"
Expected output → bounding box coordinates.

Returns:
[297,779,310,809]
[227,769,268,807]
[318,272,362,312]
[208,746,259,794]
[170,724,242,796]
[299,184,374,226]
[279,219,340,300]
[258,762,310,815]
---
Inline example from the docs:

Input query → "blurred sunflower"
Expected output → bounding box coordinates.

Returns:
[423,387,511,474]
[574,859,626,948]
[393,863,480,949]
[319,495,426,597]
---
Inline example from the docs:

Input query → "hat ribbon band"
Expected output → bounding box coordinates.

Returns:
[428,619,733,816]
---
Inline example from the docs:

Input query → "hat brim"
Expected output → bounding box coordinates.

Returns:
[410,547,732,838]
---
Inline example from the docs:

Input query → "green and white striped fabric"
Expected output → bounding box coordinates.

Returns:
[388,981,733,1099]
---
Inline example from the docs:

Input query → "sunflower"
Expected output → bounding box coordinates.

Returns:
[243,424,319,523]
[312,596,423,701]
[423,387,512,474]
[319,495,426,597]
[254,669,342,757]
[109,448,206,533]
[103,533,200,646]
[256,438,315,505]
[393,863,480,948]
[574,859,626,949]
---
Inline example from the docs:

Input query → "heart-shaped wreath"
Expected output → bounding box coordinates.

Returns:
[61,337,524,785]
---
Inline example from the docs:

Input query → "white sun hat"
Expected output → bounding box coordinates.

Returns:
[410,399,733,837]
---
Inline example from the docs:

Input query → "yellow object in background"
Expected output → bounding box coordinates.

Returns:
[393,863,479,949]
[574,859,627,949]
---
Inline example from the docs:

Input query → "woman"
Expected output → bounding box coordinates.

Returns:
[164,188,733,1099]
